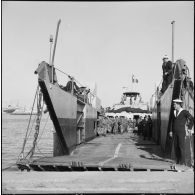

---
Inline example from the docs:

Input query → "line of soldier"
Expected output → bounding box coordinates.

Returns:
[97,115,153,139]
[136,115,153,140]
[97,116,131,136]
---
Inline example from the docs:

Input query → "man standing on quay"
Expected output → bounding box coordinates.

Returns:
[169,99,194,165]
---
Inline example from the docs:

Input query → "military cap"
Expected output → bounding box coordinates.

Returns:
[162,55,169,59]
[173,99,183,103]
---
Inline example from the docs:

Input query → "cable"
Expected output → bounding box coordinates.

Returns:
[37,113,50,144]
[17,85,39,160]
[55,66,96,97]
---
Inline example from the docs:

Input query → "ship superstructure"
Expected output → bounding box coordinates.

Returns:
[106,77,150,119]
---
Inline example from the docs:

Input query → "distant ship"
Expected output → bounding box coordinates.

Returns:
[3,105,18,113]
[105,75,150,120]
[11,107,37,115]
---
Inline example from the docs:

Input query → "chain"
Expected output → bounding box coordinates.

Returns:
[25,87,43,159]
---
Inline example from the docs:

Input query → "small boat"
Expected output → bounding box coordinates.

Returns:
[11,107,37,115]
[3,105,18,113]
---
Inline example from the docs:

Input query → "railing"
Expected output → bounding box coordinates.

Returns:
[54,66,96,105]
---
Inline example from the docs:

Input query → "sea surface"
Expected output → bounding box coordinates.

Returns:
[2,112,54,170]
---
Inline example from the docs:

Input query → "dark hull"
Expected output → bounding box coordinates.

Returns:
[3,109,16,113]
[152,59,194,166]
[36,62,98,156]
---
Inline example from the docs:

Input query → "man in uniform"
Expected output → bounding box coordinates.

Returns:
[63,77,80,95]
[143,115,150,140]
[161,55,173,94]
[147,115,153,140]
[169,99,194,165]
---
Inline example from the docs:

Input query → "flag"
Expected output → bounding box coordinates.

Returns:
[132,75,138,83]
[132,75,135,83]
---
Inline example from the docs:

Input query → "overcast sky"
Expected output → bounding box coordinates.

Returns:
[2,1,194,108]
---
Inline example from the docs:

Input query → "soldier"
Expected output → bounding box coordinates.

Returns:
[169,99,194,165]
[137,116,143,136]
[128,118,133,132]
[113,116,119,134]
[132,118,137,134]
[64,78,80,95]
[143,115,150,140]
[123,117,128,133]
[161,55,173,94]
[110,117,115,134]
[117,117,121,133]
[147,115,153,140]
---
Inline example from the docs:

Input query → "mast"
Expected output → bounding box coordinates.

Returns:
[171,20,175,63]
[51,19,61,83]
[49,35,53,65]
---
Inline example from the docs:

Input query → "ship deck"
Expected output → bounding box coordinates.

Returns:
[18,131,190,172]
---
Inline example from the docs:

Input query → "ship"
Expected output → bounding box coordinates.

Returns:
[151,21,194,167]
[16,19,101,163]
[16,20,193,173]
[105,75,151,120]
[10,107,37,115]
[3,105,18,113]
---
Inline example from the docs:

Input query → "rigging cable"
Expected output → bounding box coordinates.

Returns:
[17,85,39,161]
[55,66,96,97]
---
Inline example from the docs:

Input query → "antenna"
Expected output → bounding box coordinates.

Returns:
[171,20,175,63]
[51,19,61,83]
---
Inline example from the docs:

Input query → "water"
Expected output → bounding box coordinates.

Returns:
[2,112,54,170]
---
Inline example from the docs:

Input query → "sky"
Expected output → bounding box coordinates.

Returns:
[2,1,194,108]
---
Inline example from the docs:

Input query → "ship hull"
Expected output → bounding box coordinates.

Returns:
[152,59,194,166]
[36,62,98,156]
[3,109,16,113]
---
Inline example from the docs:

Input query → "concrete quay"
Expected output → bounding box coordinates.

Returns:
[2,131,194,194]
